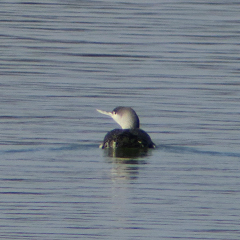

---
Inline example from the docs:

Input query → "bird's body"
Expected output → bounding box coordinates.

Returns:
[97,107,155,149]
[100,128,155,149]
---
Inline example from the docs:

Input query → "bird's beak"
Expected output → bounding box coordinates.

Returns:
[96,109,113,117]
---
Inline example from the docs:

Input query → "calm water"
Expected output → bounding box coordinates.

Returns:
[1,0,240,239]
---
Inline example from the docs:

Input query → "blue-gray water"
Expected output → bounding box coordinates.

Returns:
[1,1,240,239]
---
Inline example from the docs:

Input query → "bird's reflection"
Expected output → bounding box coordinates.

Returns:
[103,148,152,180]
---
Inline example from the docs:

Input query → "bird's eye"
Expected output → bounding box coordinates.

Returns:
[112,111,116,115]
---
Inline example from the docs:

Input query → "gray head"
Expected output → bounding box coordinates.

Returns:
[96,106,140,129]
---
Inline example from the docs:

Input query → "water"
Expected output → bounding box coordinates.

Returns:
[1,0,240,239]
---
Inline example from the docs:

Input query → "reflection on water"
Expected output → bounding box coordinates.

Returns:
[109,160,142,180]
[104,148,149,180]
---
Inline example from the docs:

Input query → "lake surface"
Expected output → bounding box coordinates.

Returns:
[1,0,240,239]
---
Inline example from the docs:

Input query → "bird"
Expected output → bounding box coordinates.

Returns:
[97,106,155,149]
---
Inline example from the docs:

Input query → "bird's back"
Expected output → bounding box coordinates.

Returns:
[100,128,155,149]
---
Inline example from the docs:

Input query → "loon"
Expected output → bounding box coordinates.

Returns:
[97,107,155,149]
